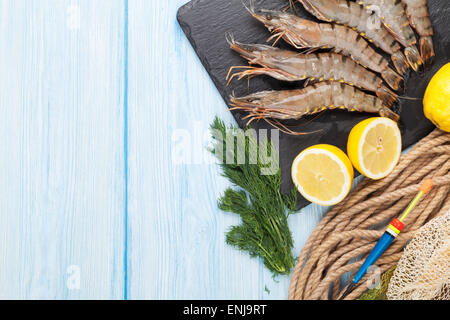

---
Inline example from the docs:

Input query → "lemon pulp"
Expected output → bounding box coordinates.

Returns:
[292,145,353,206]
[348,117,401,180]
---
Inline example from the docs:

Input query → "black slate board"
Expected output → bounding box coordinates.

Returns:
[177,0,450,209]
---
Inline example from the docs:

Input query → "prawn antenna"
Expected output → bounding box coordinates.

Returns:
[225,32,235,46]
[288,0,295,11]
[397,95,422,101]
[242,0,255,16]
[286,0,299,15]
[264,118,320,136]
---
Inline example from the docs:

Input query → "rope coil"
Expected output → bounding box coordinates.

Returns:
[288,129,450,300]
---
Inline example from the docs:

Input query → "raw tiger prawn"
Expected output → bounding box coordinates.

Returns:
[229,81,399,135]
[402,0,434,64]
[246,6,404,90]
[226,36,398,106]
[355,0,424,70]
[294,0,418,72]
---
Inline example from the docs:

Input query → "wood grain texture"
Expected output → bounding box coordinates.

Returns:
[0,0,332,299]
[0,0,126,299]
[126,0,330,300]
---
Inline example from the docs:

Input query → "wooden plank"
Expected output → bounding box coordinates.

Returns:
[127,0,330,299]
[0,0,126,299]
[127,0,256,299]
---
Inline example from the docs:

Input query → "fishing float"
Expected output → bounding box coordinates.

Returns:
[339,179,434,300]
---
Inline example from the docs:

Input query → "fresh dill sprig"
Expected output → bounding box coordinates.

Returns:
[210,117,298,276]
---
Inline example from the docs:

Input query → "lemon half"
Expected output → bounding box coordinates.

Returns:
[292,145,354,206]
[347,117,402,180]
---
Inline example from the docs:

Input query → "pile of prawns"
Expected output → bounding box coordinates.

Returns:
[227,0,435,135]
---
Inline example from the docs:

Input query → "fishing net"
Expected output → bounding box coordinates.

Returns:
[387,211,450,300]
[288,129,450,300]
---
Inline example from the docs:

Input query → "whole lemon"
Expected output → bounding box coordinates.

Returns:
[423,63,450,132]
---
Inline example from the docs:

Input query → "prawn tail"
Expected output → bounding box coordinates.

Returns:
[420,36,435,67]
[377,86,398,108]
[391,51,409,75]
[381,68,404,91]
[379,106,400,122]
[404,46,423,72]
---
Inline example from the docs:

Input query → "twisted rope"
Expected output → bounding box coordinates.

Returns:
[288,129,450,300]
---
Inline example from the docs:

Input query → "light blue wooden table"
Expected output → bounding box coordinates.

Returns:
[0,0,331,299]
